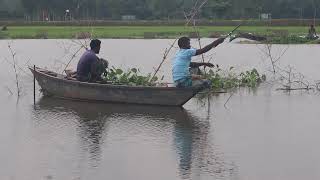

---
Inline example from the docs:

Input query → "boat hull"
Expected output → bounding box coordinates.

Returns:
[30,67,203,106]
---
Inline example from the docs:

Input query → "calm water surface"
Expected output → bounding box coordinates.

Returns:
[1,39,320,180]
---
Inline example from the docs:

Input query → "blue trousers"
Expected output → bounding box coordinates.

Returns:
[174,78,211,88]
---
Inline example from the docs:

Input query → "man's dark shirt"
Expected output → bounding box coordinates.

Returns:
[77,50,98,80]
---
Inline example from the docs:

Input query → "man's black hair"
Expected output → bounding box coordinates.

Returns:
[178,37,190,48]
[90,39,101,49]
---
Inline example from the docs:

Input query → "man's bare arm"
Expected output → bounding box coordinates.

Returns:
[190,62,214,68]
[195,37,225,56]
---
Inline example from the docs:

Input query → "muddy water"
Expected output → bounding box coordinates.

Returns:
[1,39,320,180]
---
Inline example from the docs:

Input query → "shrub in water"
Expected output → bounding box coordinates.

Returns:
[1,25,8,31]
[204,66,266,90]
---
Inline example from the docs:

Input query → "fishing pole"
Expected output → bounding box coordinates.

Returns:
[225,22,243,38]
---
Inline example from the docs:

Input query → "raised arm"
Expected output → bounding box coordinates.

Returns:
[195,37,225,56]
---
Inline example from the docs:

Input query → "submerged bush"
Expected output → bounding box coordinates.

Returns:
[204,67,266,90]
[268,35,310,44]
[1,25,8,31]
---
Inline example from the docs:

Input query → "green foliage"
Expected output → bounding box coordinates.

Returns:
[2,26,316,43]
[1,25,8,31]
[204,67,266,90]
[269,35,310,44]
[239,68,266,87]
[34,30,48,39]
[101,65,265,89]
[0,31,7,39]
[103,67,159,86]
[3,0,320,20]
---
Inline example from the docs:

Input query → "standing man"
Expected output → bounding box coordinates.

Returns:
[172,37,224,88]
[77,39,108,82]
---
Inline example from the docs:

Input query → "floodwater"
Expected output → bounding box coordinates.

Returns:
[1,39,320,180]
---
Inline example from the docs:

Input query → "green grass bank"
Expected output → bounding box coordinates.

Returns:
[0,25,317,44]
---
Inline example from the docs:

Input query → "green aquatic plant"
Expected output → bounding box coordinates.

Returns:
[204,66,266,90]
[0,31,8,39]
[268,35,310,44]
[1,25,8,31]
[239,68,266,87]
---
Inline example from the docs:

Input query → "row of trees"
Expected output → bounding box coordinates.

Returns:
[0,0,320,20]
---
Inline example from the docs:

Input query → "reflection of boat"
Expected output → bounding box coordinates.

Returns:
[35,97,235,179]
[36,96,188,119]
[36,97,196,169]
[30,67,204,106]
[36,97,199,176]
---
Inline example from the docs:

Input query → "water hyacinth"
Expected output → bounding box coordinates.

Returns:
[204,67,266,90]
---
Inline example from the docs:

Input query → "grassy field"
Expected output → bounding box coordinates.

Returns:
[0,25,313,40]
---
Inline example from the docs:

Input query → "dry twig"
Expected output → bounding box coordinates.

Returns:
[62,45,86,74]
[4,86,13,95]
[150,39,178,81]
[224,92,234,109]
[184,0,209,26]
[7,43,21,97]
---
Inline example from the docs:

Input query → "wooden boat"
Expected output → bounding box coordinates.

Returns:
[30,67,204,106]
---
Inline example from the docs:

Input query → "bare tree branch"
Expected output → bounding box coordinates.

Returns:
[7,43,21,97]
[151,39,178,82]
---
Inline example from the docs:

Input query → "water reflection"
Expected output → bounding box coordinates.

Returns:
[173,110,196,179]
[35,97,111,168]
[35,97,235,179]
[172,105,237,179]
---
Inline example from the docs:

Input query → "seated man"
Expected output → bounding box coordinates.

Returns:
[172,37,224,88]
[76,39,108,82]
[307,24,319,40]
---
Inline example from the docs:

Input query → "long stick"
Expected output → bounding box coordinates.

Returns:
[191,20,208,75]
[33,65,36,105]
[226,22,243,38]
[150,39,178,82]
[62,45,84,74]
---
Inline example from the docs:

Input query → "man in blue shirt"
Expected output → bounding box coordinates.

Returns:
[77,39,108,82]
[172,37,225,87]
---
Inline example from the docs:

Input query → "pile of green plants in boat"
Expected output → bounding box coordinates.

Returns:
[102,67,161,86]
[102,66,266,89]
[203,67,266,90]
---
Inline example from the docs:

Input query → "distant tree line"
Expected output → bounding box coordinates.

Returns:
[0,0,320,20]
